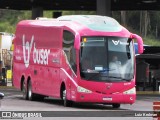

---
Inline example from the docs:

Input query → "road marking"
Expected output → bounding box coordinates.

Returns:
[3,94,22,99]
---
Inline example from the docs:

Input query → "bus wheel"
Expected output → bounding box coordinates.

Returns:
[112,104,120,108]
[28,80,35,101]
[22,80,28,100]
[62,89,73,107]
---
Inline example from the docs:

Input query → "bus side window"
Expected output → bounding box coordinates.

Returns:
[63,30,77,73]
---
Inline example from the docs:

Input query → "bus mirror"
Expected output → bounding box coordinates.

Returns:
[131,34,144,54]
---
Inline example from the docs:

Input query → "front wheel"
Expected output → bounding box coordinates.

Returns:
[112,104,120,108]
[62,89,73,107]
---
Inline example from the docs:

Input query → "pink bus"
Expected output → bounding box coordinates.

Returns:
[13,15,143,108]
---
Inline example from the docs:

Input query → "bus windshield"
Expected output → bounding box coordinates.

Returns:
[80,36,134,82]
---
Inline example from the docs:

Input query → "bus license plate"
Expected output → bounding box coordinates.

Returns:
[103,97,112,101]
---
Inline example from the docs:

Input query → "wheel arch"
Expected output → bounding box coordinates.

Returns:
[60,82,65,99]
[20,75,25,91]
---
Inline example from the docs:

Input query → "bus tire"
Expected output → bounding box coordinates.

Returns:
[22,80,28,100]
[112,104,120,108]
[28,80,35,101]
[62,89,73,107]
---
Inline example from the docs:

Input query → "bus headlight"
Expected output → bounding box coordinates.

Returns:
[77,86,92,93]
[123,87,136,94]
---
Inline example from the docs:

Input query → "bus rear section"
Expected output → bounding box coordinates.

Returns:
[13,20,63,100]
[13,15,143,108]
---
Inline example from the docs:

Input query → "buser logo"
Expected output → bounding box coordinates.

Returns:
[22,35,50,68]
[112,40,120,45]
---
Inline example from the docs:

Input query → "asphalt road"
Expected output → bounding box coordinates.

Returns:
[0,87,159,120]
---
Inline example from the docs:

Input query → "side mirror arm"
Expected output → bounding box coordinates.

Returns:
[131,34,144,54]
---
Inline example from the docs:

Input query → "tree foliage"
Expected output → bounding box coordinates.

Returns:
[0,9,160,45]
[114,11,160,39]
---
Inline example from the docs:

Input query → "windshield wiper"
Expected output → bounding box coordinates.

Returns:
[82,68,112,73]
[107,76,122,79]
[86,70,101,80]
[85,69,108,80]
[86,69,113,80]
[97,68,114,73]
[108,76,131,81]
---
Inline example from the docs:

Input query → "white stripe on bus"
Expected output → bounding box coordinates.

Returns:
[60,68,78,87]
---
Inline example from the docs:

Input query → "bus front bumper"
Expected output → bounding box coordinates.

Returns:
[72,91,136,104]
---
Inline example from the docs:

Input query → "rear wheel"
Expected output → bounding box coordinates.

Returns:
[112,104,120,108]
[28,80,36,101]
[22,80,28,100]
[62,89,73,107]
